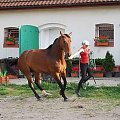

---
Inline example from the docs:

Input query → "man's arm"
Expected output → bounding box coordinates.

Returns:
[68,48,84,59]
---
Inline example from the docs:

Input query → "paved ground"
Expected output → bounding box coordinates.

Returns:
[9,77,120,86]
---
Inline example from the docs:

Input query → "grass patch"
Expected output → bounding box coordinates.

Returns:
[0,84,33,97]
[0,82,120,101]
[80,86,120,100]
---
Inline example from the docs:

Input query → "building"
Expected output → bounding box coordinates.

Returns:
[0,0,120,65]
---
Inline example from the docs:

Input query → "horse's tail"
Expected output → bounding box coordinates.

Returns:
[4,57,19,75]
[8,57,18,66]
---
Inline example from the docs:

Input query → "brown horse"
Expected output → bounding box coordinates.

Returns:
[13,31,71,101]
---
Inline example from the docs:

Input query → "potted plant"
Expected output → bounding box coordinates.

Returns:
[94,35,109,46]
[113,65,120,77]
[103,51,115,77]
[5,35,15,45]
[95,58,104,71]
[0,71,9,84]
[90,58,104,77]
[92,70,104,78]
[71,57,79,77]
[71,65,79,77]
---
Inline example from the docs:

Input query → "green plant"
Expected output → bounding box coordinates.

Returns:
[0,71,7,77]
[72,57,79,65]
[6,36,15,42]
[95,35,108,43]
[103,51,115,72]
[95,58,105,65]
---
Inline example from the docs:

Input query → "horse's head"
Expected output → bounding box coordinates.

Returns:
[59,31,72,57]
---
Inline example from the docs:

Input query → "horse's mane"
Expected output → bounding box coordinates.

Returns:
[47,38,58,50]
[47,44,53,49]
[64,34,70,38]
[47,34,70,50]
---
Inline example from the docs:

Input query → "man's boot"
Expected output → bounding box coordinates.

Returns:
[75,89,81,97]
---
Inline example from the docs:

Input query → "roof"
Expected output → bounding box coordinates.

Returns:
[0,0,120,10]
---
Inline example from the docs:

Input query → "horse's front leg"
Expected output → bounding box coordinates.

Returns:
[60,72,67,97]
[60,71,68,100]
[53,73,68,101]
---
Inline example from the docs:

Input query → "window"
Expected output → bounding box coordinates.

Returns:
[95,23,114,47]
[4,27,19,48]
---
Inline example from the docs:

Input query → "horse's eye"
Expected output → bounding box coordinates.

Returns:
[64,41,67,44]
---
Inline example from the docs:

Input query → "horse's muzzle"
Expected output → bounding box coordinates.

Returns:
[68,53,71,57]
[65,53,71,59]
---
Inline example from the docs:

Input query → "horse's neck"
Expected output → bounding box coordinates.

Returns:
[51,43,64,61]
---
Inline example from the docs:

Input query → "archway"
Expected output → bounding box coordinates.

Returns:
[39,23,66,49]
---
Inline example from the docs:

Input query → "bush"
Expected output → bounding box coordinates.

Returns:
[103,51,115,72]
[95,58,105,65]
[72,57,79,65]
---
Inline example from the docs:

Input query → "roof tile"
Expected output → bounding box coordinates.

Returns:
[0,0,120,10]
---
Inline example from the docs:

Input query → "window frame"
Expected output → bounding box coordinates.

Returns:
[3,27,19,48]
[95,23,114,47]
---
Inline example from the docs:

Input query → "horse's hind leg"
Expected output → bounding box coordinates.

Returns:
[34,73,44,91]
[34,73,50,96]
[27,75,41,100]
[19,66,41,100]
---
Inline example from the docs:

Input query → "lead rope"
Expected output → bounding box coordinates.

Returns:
[89,51,96,84]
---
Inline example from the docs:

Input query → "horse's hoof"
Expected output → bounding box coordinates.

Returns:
[64,97,68,102]
[35,95,41,100]
[37,98,41,101]
[42,94,49,97]
[42,90,52,97]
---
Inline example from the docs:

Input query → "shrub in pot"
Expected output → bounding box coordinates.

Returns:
[103,51,115,77]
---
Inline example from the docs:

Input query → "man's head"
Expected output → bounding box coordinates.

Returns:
[82,40,89,48]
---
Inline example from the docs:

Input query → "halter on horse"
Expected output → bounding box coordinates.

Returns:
[12,31,72,101]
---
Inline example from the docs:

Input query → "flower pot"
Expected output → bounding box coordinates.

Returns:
[113,65,120,72]
[5,41,15,45]
[96,65,104,71]
[7,74,18,79]
[0,76,9,84]
[71,72,79,77]
[93,73,103,78]
[71,65,79,72]
[113,72,120,77]
[105,71,113,77]
[96,42,109,46]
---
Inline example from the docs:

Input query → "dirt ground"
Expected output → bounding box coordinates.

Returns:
[0,95,120,120]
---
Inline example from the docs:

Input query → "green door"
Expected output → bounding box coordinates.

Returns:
[19,25,39,55]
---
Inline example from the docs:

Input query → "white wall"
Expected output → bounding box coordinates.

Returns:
[0,6,120,64]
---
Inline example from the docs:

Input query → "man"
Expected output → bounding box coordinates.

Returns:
[69,40,93,97]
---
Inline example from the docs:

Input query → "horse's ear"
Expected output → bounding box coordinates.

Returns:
[60,31,64,36]
[69,32,72,36]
